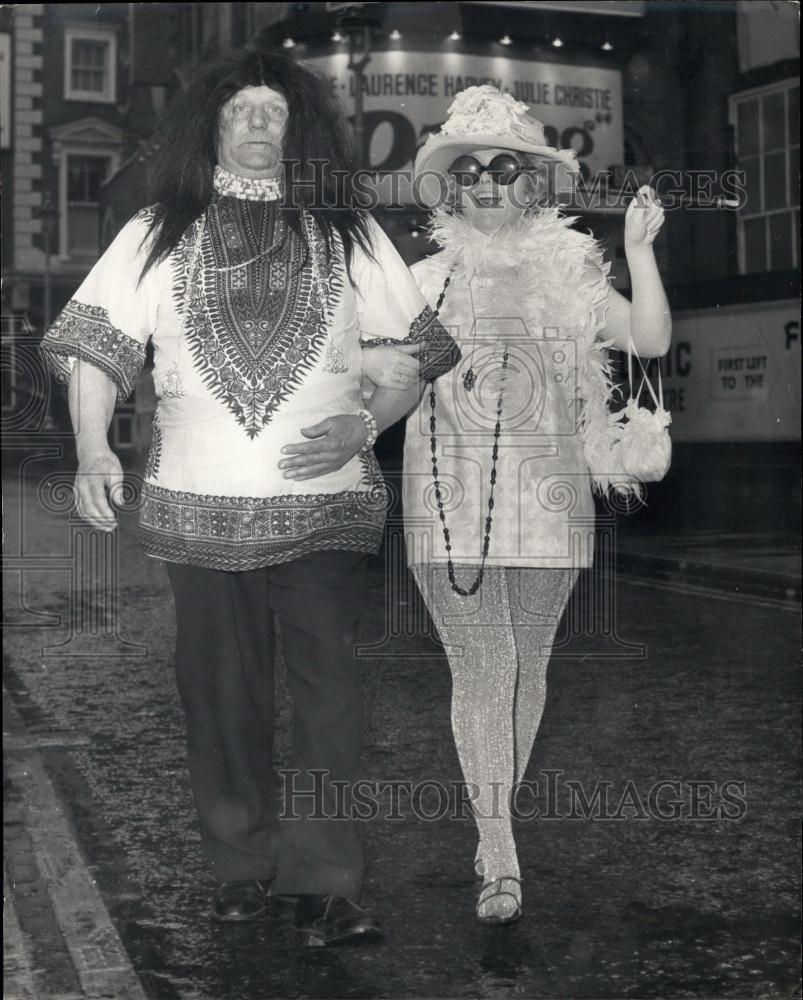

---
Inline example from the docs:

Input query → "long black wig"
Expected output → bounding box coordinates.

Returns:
[140,49,373,279]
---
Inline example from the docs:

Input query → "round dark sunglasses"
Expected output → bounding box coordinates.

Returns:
[448,153,527,187]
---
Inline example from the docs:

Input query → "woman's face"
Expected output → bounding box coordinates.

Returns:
[456,147,541,233]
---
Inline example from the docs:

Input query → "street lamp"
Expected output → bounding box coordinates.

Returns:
[336,4,381,168]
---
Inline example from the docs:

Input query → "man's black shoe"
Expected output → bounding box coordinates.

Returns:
[212,879,272,922]
[294,894,385,947]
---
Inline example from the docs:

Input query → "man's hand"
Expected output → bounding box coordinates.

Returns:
[361,342,421,389]
[74,449,124,532]
[278,415,368,481]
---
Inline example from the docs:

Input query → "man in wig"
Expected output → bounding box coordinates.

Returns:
[41,50,458,946]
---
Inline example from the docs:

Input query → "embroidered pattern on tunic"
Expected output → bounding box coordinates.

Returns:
[138,476,387,571]
[144,412,162,482]
[323,242,346,327]
[362,305,462,381]
[175,201,334,438]
[314,224,348,374]
[40,203,442,573]
[39,301,146,402]
[320,230,349,374]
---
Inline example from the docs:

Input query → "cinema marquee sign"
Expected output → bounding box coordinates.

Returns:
[303,50,623,195]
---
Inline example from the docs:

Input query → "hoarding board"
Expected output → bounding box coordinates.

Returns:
[659,300,801,442]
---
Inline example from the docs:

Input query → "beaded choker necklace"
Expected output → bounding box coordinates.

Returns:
[213,165,282,202]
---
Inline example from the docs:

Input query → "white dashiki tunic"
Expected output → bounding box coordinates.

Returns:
[41,170,459,571]
[403,208,614,570]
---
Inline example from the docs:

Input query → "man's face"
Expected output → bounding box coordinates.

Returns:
[217,85,288,178]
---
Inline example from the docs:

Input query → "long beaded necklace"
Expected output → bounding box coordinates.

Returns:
[428,269,509,596]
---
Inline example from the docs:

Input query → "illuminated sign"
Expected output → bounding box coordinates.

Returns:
[302,50,623,198]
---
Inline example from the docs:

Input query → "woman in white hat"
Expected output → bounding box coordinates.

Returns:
[363,86,671,925]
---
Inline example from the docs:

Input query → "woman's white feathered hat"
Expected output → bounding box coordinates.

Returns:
[414,85,580,206]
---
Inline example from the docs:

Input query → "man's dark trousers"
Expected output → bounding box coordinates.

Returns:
[165,549,369,900]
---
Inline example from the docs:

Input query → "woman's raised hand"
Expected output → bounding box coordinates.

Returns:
[361,342,421,389]
[624,185,665,252]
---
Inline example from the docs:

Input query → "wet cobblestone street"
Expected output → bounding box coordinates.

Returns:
[4,478,802,999]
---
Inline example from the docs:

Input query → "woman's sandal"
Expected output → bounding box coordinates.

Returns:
[476,876,522,926]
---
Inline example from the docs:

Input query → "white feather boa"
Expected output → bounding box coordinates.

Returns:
[428,207,635,495]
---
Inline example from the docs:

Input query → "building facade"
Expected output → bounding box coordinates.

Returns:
[2,4,133,452]
[1,2,799,498]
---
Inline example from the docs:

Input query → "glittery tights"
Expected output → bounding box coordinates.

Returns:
[413,564,578,918]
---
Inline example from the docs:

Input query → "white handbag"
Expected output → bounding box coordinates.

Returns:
[614,334,672,489]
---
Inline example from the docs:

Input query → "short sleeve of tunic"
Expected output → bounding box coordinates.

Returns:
[351,217,461,382]
[40,210,160,403]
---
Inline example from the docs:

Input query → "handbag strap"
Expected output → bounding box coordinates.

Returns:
[627,331,663,410]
